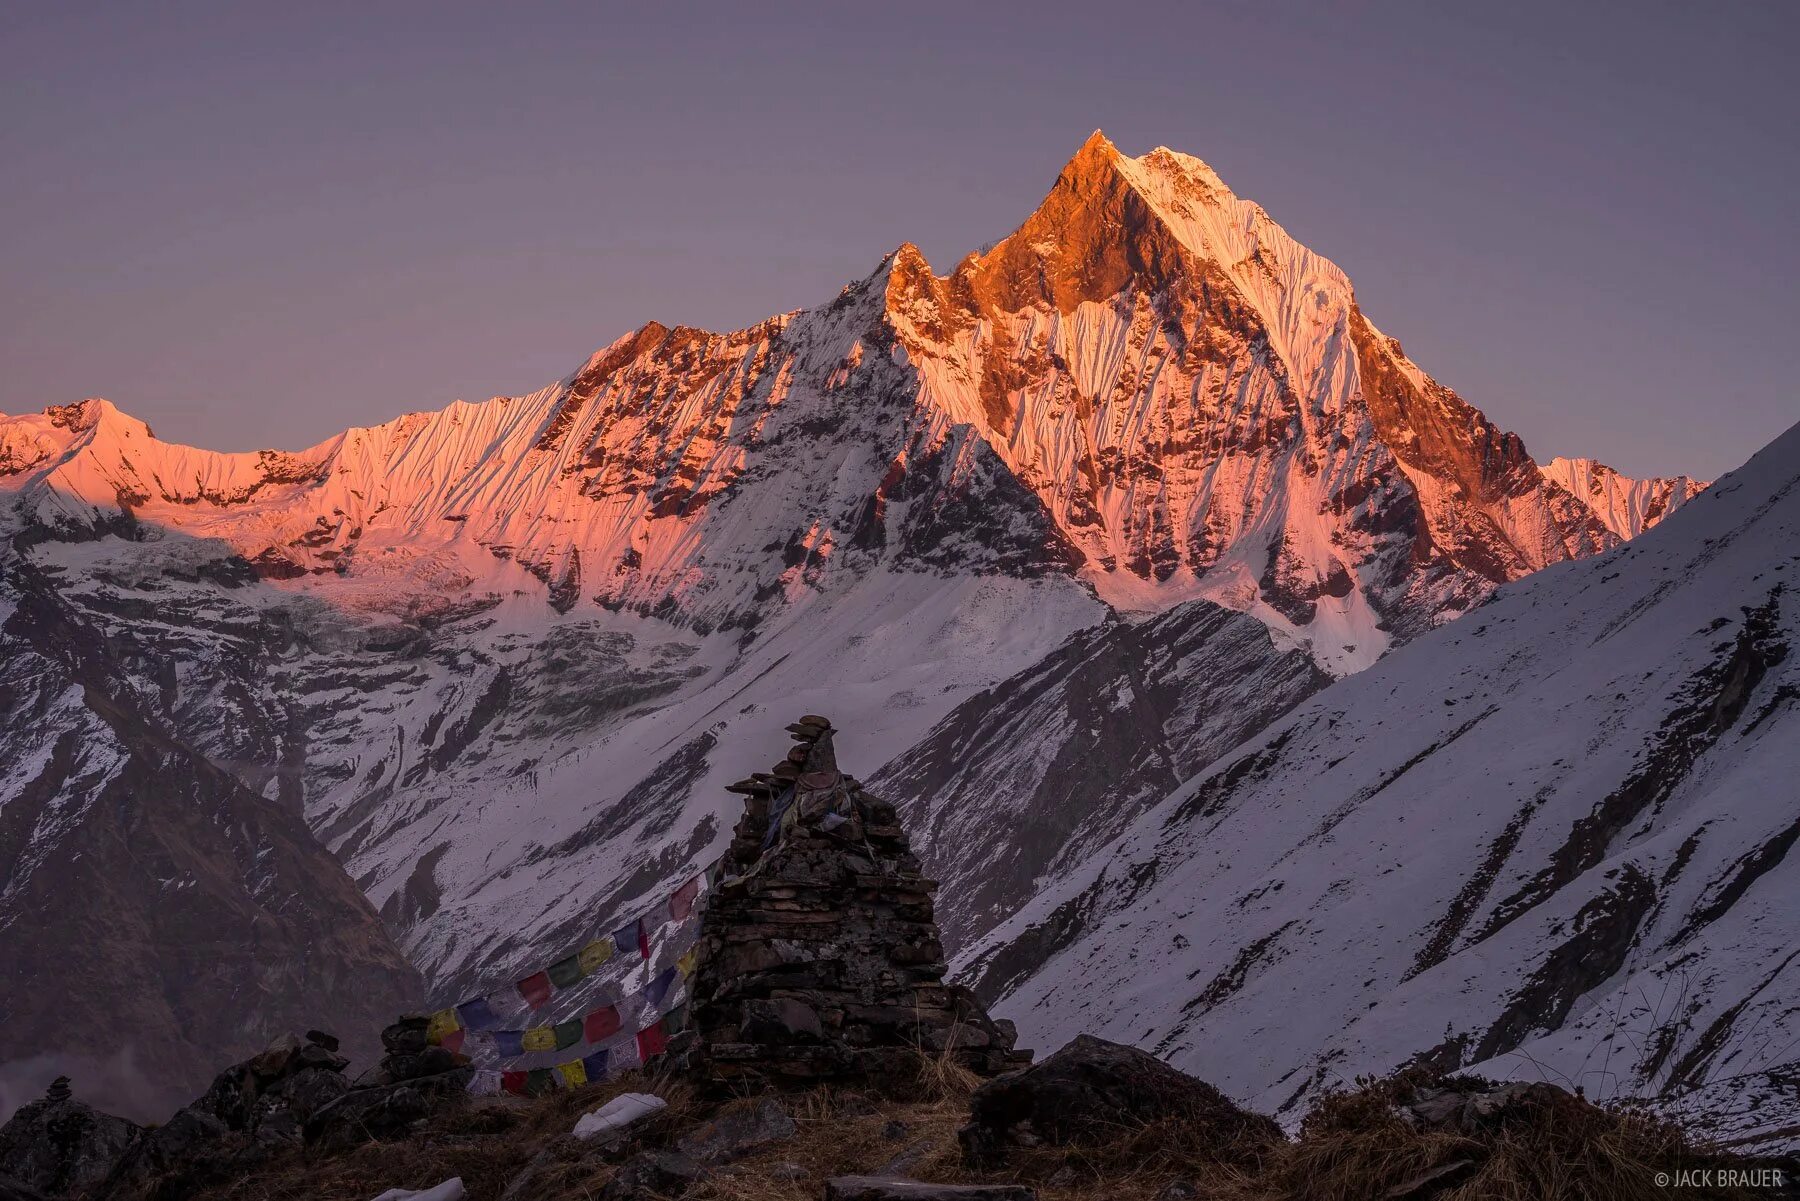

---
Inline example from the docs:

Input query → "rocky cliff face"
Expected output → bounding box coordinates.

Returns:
[0,134,1708,1112]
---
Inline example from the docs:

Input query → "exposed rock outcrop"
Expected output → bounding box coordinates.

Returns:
[303,1016,473,1151]
[102,1030,352,1199]
[958,1035,1280,1167]
[0,1077,139,1197]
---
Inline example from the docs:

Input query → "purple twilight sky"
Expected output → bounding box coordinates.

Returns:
[3,1,1795,478]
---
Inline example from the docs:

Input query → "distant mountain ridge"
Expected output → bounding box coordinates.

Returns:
[0,133,1712,1119]
[1541,455,1711,539]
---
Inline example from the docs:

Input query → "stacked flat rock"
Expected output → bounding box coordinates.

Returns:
[300,1017,473,1151]
[680,717,1029,1091]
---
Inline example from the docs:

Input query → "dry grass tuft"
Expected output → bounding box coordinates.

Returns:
[1273,1072,1764,1201]
[911,1042,982,1104]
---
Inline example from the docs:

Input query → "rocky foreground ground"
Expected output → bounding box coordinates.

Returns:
[2,1030,1791,1201]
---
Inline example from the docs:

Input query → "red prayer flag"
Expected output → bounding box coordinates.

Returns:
[518,970,553,1010]
[668,876,700,922]
[501,1070,528,1097]
[636,1017,669,1061]
[441,1028,466,1055]
[584,1004,622,1044]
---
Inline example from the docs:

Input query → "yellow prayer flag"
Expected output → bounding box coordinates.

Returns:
[676,947,699,978]
[578,938,614,974]
[556,1059,588,1088]
[522,1025,557,1053]
[426,1009,460,1045]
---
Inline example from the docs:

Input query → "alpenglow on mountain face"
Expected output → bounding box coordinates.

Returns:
[0,133,1711,1118]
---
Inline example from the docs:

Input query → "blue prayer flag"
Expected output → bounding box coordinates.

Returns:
[645,966,678,1009]
[456,996,501,1031]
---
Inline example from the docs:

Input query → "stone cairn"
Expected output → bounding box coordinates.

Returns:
[674,715,1030,1091]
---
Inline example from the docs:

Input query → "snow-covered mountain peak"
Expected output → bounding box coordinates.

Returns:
[1,134,1705,671]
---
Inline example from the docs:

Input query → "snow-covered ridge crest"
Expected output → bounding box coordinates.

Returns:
[0,132,1702,670]
[1541,455,1709,539]
[880,132,1665,668]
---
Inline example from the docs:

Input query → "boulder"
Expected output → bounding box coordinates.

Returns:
[189,1030,352,1137]
[381,1015,432,1057]
[958,1035,1280,1166]
[301,1011,473,1152]
[0,1080,140,1197]
[673,1098,796,1164]
[365,1046,466,1086]
[597,1150,701,1201]
[0,1174,47,1201]
[824,1179,1037,1200]
[591,1098,794,1199]
[740,997,823,1044]
[99,1108,252,1201]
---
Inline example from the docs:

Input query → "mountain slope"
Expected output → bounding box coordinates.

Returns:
[0,133,1709,1089]
[872,599,1331,955]
[963,418,1800,1148]
[0,537,422,1121]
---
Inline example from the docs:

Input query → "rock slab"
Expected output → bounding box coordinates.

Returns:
[825,1178,1037,1201]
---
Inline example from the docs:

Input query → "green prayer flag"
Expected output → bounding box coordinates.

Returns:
[525,1067,555,1096]
[553,1018,583,1050]
[548,953,584,990]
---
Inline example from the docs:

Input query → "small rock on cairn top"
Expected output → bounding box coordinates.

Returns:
[676,716,1030,1091]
